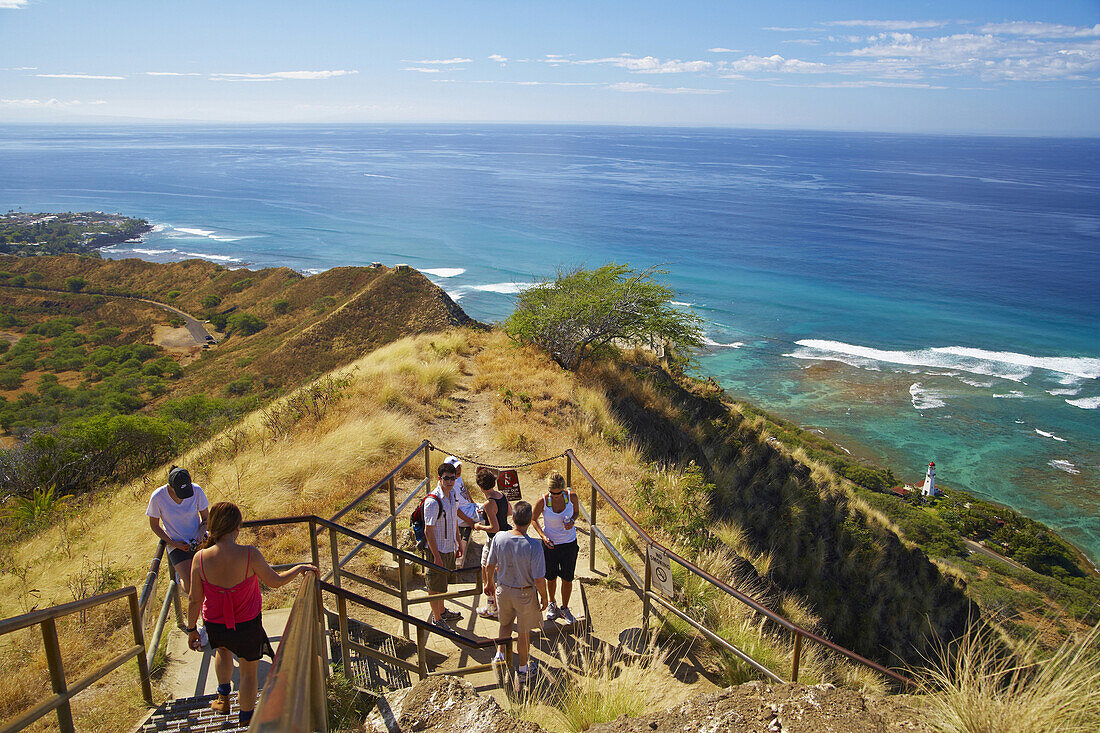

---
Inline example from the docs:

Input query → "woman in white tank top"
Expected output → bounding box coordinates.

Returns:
[532,471,579,625]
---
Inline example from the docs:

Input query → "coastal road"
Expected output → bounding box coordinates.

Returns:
[962,538,1030,574]
[2,284,214,347]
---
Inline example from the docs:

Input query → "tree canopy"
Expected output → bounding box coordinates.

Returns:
[504,264,704,370]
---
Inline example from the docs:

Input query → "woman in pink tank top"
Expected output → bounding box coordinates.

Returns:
[186,502,318,725]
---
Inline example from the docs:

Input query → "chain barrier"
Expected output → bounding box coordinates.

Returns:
[425,441,567,470]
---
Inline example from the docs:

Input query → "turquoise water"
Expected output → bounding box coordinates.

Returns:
[2,124,1097,562]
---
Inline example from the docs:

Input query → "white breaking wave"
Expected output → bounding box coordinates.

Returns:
[128,248,175,255]
[1048,388,1081,396]
[470,282,535,294]
[444,289,465,301]
[1035,429,1068,442]
[174,227,215,237]
[421,268,466,278]
[956,376,995,388]
[788,339,1100,382]
[179,251,242,263]
[910,382,946,410]
[670,301,693,307]
[1049,460,1081,475]
[704,337,744,348]
[993,391,1028,399]
[1066,396,1100,410]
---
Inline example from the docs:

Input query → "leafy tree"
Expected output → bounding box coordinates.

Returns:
[65,276,87,292]
[272,298,290,315]
[227,312,266,336]
[505,264,704,370]
[201,294,222,309]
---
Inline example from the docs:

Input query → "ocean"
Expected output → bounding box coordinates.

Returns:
[2,124,1097,563]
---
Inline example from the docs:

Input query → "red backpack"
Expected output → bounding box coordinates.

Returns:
[410,492,442,551]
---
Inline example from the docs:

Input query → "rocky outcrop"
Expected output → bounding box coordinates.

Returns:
[364,677,934,733]
[364,676,543,733]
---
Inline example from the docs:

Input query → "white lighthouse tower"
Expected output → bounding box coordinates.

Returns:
[921,461,940,498]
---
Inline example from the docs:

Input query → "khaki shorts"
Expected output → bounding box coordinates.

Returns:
[481,535,494,568]
[495,584,542,631]
[426,551,455,594]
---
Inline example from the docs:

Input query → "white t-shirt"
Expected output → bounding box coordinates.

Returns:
[146,484,209,544]
[454,476,480,528]
[422,484,461,554]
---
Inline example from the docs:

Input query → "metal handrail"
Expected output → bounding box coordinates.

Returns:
[0,586,153,733]
[565,449,915,689]
[250,575,328,733]
[137,539,166,623]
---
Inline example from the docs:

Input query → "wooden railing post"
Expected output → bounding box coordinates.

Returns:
[791,633,803,683]
[424,443,432,495]
[167,563,185,630]
[589,481,597,573]
[329,528,353,680]
[388,477,399,562]
[416,626,429,679]
[41,618,74,733]
[128,591,154,705]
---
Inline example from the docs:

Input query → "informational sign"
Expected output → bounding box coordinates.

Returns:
[648,544,674,598]
[497,469,522,501]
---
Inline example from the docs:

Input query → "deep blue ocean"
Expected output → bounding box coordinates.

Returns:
[2,124,1097,563]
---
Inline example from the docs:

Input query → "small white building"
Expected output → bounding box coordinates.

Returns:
[921,461,941,498]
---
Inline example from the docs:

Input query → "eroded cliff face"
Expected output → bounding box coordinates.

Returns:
[594,362,974,669]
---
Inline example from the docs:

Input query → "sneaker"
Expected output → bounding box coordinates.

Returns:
[516,665,532,681]
[559,606,576,624]
[210,693,231,715]
[477,603,498,619]
[545,601,560,621]
[492,650,506,665]
[441,608,463,622]
[430,616,452,632]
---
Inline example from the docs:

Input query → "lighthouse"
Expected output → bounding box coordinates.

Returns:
[921,461,940,498]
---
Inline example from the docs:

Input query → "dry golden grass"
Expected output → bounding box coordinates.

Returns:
[919,622,1100,733]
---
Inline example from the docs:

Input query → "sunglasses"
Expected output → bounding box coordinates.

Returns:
[441,475,457,481]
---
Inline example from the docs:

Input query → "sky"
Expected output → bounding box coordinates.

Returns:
[1,0,1098,135]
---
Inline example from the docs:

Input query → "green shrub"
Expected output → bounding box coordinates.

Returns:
[209,312,229,331]
[225,376,253,396]
[65,276,87,292]
[10,275,25,287]
[202,294,222,309]
[227,313,266,336]
[229,277,254,293]
[272,299,290,315]
[166,290,181,300]
[26,271,44,283]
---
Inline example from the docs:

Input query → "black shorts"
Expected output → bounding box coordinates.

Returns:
[204,613,274,662]
[544,539,579,582]
[168,547,197,567]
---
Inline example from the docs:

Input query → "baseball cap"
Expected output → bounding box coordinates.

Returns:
[168,466,195,499]
[443,456,462,469]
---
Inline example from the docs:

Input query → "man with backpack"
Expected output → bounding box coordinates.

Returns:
[422,461,475,629]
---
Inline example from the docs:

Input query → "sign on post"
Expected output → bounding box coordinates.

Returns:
[648,544,674,598]
[497,469,522,501]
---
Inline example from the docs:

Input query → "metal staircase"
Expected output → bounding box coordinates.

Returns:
[139,692,249,733]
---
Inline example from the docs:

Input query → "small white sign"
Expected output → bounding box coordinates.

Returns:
[648,544,674,598]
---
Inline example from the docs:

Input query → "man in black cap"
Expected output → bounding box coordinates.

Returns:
[147,465,210,593]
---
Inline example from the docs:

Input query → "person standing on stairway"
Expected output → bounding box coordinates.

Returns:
[532,471,579,625]
[474,466,512,619]
[485,500,547,682]
[147,465,209,595]
[424,461,476,629]
[186,502,318,726]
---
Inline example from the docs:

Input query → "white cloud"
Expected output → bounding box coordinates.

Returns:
[36,73,126,80]
[1,98,106,107]
[763,26,813,33]
[722,55,827,73]
[563,54,712,74]
[708,47,741,53]
[488,54,508,63]
[825,20,948,30]
[402,67,443,73]
[980,22,1100,39]
[0,0,28,8]
[607,82,723,94]
[406,57,472,65]
[435,79,601,86]
[145,72,201,76]
[210,70,358,81]
[804,80,944,88]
